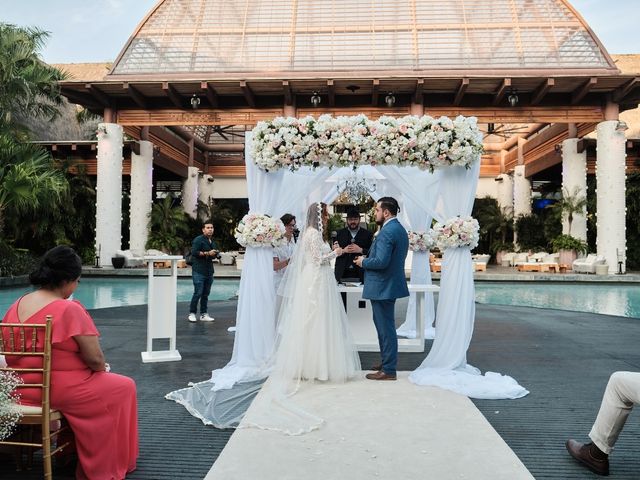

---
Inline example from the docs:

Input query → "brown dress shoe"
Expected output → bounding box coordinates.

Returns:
[370,364,382,371]
[566,439,609,476]
[365,371,397,381]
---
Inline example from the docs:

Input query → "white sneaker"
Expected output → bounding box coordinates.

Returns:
[200,313,214,322]
[188,313,197,322]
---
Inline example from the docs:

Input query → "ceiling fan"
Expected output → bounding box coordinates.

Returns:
[481,123,530,139]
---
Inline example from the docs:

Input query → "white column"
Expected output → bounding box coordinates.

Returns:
[95,123,123,266]
[130,140,154,253]
[513,165,531,217]
[198,174,215,206]
[182,166,199,218]
[496,173,514,211]
[596,120,627,273]
[561,138,587,241]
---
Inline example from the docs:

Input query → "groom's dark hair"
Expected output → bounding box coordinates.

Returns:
[378,197,399,216]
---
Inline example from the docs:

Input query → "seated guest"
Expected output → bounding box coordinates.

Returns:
[333,206,373,283]
[566,371,640,476]
[1,246,138,479]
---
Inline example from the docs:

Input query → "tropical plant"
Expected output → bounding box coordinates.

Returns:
[550,234,588,255]
[0,23,67,135]
[553,186,587,236]
[146,195,191,253]
[472,196,513,253]
[625,172,640,270]
[514,213,547,251]
[0,139,67,234]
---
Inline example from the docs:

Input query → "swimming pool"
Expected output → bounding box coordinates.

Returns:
[1,278,639,319]
[474,282,640,318]
[0,278,240,314]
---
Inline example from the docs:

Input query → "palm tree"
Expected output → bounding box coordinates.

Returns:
[146,195,191,253]
[554,186,587,236]
[0,139,67,234]
[0,23,66,135]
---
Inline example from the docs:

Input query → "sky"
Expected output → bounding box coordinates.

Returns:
[0,0,638,64]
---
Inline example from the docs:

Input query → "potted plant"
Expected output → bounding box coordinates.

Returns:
[490,241,514,266]
[553,186,587,236]
[551,234,588,268]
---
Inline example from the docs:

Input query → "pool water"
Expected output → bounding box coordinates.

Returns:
[1,278,639,319]
[0,278,240,315]
[474,282,640,319]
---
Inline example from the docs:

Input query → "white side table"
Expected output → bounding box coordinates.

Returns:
[141,255,183,363]
[595,263,609,275]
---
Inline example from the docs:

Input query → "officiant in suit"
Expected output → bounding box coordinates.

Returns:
[333,206,373,284]
[354,197,409,381]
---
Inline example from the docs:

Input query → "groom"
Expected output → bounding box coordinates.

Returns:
[354,197,409,381]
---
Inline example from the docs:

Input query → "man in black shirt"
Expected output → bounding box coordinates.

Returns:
[188,221,218,322]
[333,206,373,283]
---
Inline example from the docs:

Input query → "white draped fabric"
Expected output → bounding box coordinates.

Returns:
[210,133,334,390]
[209,130,527,400]
[408,160,528,399]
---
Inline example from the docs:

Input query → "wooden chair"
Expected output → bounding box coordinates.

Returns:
[0,315,70,479]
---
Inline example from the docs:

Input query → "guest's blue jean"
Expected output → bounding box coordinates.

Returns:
[190,271,213,314]
[371,299,398,376]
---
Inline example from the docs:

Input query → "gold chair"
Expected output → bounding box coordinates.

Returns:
[0,315,70,479]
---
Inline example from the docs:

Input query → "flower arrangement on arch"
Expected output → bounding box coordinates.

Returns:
[408,230,435,252]
[0,370,23,440]
[234,213,286,248]
[252,114,483,172]
[432,216,480,250]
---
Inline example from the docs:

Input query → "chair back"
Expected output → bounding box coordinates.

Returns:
[0,315,68,479]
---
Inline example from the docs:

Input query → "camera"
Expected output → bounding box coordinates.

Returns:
[293,228,300,241]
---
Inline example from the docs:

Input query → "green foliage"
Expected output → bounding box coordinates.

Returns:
[146,195,191,254]
[0,241,36,277]
[553,186,587,236]
[625,173,640,270]
[472,196,513,254]
[195,197,248,251]
[550,234,588,254]
[327,213,344,236]
[514,213,547,251]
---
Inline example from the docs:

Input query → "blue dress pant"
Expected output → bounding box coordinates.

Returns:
[371,299,398,376]
[190,271,213,314]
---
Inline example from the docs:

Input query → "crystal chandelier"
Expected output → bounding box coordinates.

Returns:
[336,171,377,204]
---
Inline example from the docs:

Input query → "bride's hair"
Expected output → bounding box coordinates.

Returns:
[305,202,329,241]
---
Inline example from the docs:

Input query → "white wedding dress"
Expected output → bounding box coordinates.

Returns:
[240,206,361,435]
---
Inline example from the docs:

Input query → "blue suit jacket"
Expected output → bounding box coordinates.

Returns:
[361,218,409,300]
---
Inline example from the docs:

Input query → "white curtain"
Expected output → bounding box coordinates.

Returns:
[211,134,334,390]
[408,159,529,399]
[375,166,440,339]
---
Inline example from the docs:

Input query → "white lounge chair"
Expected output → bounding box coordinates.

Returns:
[500,252,516,267]
[512,253,530,267]
[573,254,606,273]
[529,252,548,263]
[115,249,146,268]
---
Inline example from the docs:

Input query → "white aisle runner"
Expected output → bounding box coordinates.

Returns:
[206,373,533,480]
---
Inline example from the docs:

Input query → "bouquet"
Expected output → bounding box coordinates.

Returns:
[408,230,435,252]
[234,214,286,248]
[432,216,480,250]
[0,370,22,440]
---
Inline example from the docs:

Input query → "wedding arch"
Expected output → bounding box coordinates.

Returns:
[209,114,526,399]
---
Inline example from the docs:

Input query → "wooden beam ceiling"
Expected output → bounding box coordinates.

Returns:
[282,80,292,105]
[453,78,469,106]
[372,79,380,106]
[201,82,218,108]
[531,78,554,105]
[492,78,511,106]
[240,81,255,107]
[571,77,597,104]
[613,77,640,102]
[85,84,111,107]
[162,82,183,108]
[125,83,148,109]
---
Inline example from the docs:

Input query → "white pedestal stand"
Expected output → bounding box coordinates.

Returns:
[336,284,439,353]
[141,255,183,363]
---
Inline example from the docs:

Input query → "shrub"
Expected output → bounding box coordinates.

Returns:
[551,234,588,254]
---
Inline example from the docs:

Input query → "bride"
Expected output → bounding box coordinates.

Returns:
[240,202,362,434]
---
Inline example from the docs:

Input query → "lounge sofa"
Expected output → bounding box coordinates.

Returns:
[572,254,606,274]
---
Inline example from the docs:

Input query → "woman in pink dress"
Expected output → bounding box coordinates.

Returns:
[1,246,138,479]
